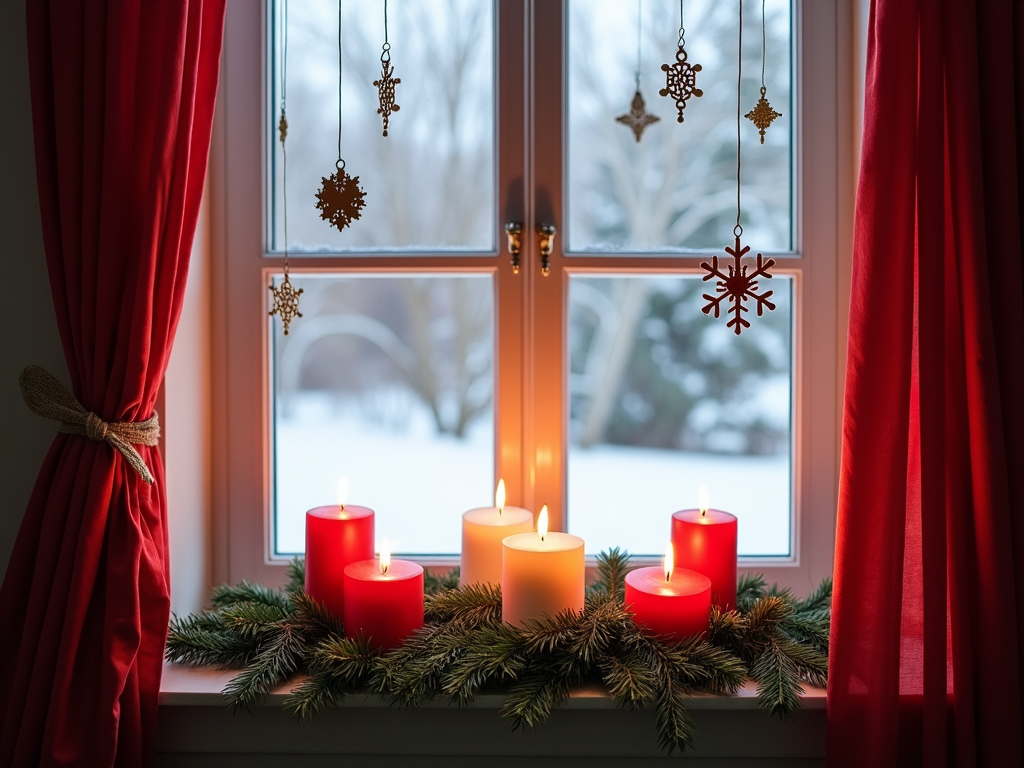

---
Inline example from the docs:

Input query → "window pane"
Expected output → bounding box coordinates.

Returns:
[567,275,792,556]
[566,0,792,252]
[269,0,495,252]
[272,274,494,555]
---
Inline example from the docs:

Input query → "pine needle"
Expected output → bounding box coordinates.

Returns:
[284,557,306,595]
[588,547,632,602]
[502,673,572,730]
[212,581,293,612]
[166,612,258,668]
[736,572,767,610]
[424,568,461,595]
[795,577,833,613]
[424,582,502,628]
[750,639,803,717]
[223,624,305,712]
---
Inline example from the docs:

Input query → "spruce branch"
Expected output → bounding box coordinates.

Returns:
[284,557,306,595]
[223,624,305,711]
[587,547,632,603]
[166,612,258,668]
[212,581,293,612]
[440,623,528,704]
[220,602,292,639]
[289,591,344,639]
[598,652,659,706]
[655,677,698,755]
[424,568,461,595]
[795,577,833,613]
[424,582,502,629]
[502,672,572,730]
[737,572,767,610]
[287,635,378,718]
[750,638,803,717]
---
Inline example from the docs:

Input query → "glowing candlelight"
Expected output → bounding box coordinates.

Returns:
[379,539,391,575]
[537,504,549,542]
[664,542,674,583]
[496,479,506,515]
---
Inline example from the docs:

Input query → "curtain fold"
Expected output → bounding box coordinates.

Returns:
[0,2,225,765]
[828,1,1024,766]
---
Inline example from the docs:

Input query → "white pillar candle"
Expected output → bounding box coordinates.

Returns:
[461,479,534,587]
[501,506,585,627]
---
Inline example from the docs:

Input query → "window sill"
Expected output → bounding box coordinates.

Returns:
[159,662,826,710]
[157,664,826,767]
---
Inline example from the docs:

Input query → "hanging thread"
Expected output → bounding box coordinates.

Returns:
[616,0,660,141]
[735,0,743,236]
[659,0,703,123]
[315,0,368,232]
[269,0,303,335]
[374,0,401,137]
[698,0,777,335]
[744,0,781,143]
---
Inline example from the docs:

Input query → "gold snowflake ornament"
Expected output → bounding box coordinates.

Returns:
[660,46,703,123]
[616,90,660,142]
[745,87,782,144]
[269,273,303,336]
[315,167,367,232]
[373,59,401,137]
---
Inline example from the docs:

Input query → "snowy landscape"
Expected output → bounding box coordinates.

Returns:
[274,394,790,558]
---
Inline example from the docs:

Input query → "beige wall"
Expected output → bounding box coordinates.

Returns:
[0,2,64,581]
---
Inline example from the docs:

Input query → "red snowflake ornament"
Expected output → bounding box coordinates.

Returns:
[700,236,776,335]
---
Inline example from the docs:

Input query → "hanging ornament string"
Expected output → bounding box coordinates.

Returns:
[616,0,659,142]
[374,0,401,137]
[700,0,776,335]
[744,0,781,143]
[269,0,303,336]
[315,0,367,232]
[660,0,703,123]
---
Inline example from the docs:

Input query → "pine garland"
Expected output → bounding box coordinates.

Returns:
[167,551,831,753]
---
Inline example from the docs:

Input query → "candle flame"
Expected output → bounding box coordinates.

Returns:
[664,542,674,582]
[537,505,548,542]
[379,539,391,575]
[495,479,506,515]
[698,484,711,517]
[336,475,350,511]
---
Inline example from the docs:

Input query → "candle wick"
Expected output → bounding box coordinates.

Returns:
[340,503,346,512]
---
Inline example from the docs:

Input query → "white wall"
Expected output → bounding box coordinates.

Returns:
[0,1,65,582]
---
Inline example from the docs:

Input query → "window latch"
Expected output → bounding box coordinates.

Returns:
[536,223,557,277]
[505,222,523,274]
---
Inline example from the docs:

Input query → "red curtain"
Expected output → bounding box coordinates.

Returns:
[0,2,225,765]
[829,1,1024,766]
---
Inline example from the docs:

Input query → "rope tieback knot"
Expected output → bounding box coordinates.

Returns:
[19,365,160,484]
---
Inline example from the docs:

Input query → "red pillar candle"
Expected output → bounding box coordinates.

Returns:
[624,544,711,641]
[343,545,424,650]
[670,487,738,610]
[304,497,374,620]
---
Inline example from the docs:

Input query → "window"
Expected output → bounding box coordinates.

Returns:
[214,0,847,592]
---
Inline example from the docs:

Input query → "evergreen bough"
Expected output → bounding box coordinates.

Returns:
[166,550,831,753]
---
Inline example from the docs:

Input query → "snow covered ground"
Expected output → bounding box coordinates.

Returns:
[274,394,791,558]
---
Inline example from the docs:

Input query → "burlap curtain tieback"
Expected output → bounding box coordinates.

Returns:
[19,365,160,484]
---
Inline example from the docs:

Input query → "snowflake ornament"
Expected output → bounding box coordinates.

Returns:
[700,236,777,335]
[373,57,401,137]
[660,45,703,123]
[315,167,367,232]
[745,87,782,144]
[269,273,303,336]
[616,90,660,142]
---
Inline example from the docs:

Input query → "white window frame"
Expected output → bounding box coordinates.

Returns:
[205,0,853,595]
